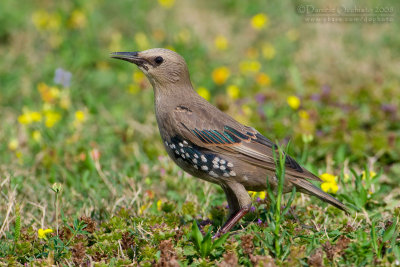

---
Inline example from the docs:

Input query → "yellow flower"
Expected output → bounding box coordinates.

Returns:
[128,84,140,94]
[239,60,261,74]
[38,228,53,239]
[226,85,240,99]
[134,32,149,51]
[212,67,230,85]
[251,13,269,30]
[214,35,228,50]
[139,204,148,215]
[8,139,19,151]
[38,83,60,103]
[197,87,210,101]
[59,94,71,110]
[287,95,301,110]
[158,0,175,9]
[75,110,85,122]
[256,73,271,86]
[262,43,276,60]
[286,29,299,42]
[32,10,61,31]
[362,171,377,180]
[176,29,191,44]
[68,9,87,29]
[157,200,163,211]
[259,191,266,199]
[242,105,252,116]
[44,110,61,128]
[343,173,350,183]
[18,110,42,125]
[133,71,145,84]
[320,173,339,194]
[32,130,41,142]
[249,191,257,198]
[298,110,309,119]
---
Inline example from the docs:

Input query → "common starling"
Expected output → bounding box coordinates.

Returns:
[111,48,349,237]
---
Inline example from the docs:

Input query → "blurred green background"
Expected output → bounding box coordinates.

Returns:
[0,0,400,264]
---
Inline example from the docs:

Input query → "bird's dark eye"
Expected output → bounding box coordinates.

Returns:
[154,56,164,64]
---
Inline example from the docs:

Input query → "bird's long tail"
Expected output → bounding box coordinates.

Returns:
[291,178,350,214]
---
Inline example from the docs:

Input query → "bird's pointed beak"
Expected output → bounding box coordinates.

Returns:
[110,51,143,65]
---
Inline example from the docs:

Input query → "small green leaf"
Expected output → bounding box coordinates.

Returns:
[383,220,397,242]
[191,221,203,249]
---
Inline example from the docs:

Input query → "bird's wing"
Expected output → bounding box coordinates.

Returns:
[171,108,322,182]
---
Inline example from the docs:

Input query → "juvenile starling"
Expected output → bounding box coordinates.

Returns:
[111,48,349,236]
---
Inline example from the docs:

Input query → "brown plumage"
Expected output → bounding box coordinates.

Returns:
[111,48,349,237]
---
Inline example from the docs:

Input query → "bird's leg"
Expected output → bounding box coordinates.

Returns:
[213,182,251,239]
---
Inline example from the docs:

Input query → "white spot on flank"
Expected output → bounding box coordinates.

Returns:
[194,154,199,158]
[181,154,186,159]
[201,155,207,163]
[183,140,188,145]
[193,158,198,164]
[201,165,208,171]
[175,150,180,155]
[180,148,184,153]
[229,170,236,176]
[179,142,183,147]
[185,153,189,158]
[213,157,220,164]
[227,162,233,167]
[223,173,230,177]
[220,165,226,170]
[169,144,174,149]
[209,171,218,178]
[194,165,198,169]
[213,164,219,170]
[220,159,226,165]
[165,141,168,146]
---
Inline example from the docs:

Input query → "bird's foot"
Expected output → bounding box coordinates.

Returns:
[212,207,250,239]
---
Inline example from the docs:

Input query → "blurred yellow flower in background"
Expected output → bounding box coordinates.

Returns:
[133,71,145,84]
[32,10,61,32]
[32,130,42,142]
[251,13,269,30]
[298,110,309,119]
[239,60,261,74]
[68,9,87,29]
[256,73,271,86]
[8,139,19,151]
[157,199,163,211]
[286,29,299,42]
[18,110,42,125]
[262,43,276,60]
[197,87,210,101]
[287,95,301,110]
[362,171,377,180]
[134,32,149,51]
[38,228,53,239]
[212,67,230,85]
[38,83,60,103]
[44,110,61,128]
[226,85,240,99]
[158,0,175,9]
[214,35,228,50]
[320,173,339,194]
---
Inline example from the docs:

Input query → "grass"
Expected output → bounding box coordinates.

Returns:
[1,0,400,265]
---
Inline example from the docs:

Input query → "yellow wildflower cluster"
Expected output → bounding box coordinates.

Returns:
[256,73,271,86]
[214,35,228,50]
[197,87,211,101]
[68,9,87,29]
[262,43,276,60]
[320,173,339,194]
[32,10,61,31]
[18,109,42,125]
[38,228,53,239]
[212,66,230,85]
[239,60,261,74]
[251,13,269,30]
[249,191,267,199]
[287,95,301,110]
[226,85,240,99]
[158,0,175,9]
[298,110,315,137]
[38,82,60,104]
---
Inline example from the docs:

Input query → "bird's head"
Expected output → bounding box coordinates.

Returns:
[111,48,191,87]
